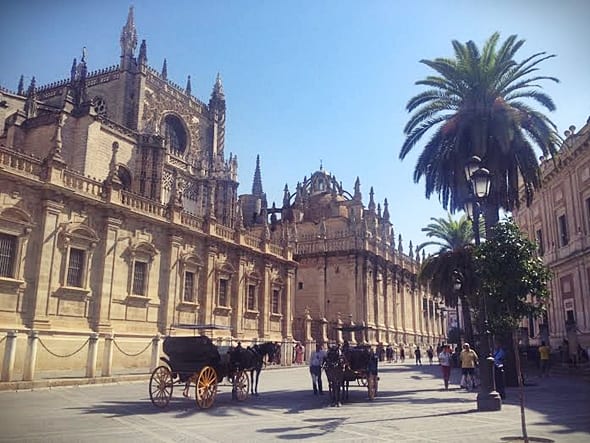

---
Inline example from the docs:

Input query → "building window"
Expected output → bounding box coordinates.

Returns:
[164,114,187,155]
[536,229,544,255]
[422,298,428,316]
[298,282,303,290]
[558,214,569,246]
[218,278,228,306]
[66,248,85,287]
[0,233,17,278]
[566,310,575,324]
[132,261,147,295]
[247,284,256,311]
[183,271,195,302]
[271,289,280,314]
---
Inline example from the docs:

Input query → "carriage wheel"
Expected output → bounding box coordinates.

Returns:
[149,366,174,408]
[233,370,250,401]
[357,376,368,387]
[195,366,218,409]
[367,373,378,400]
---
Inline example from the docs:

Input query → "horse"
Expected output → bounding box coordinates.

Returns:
[230,342,278,396]
[323,345,347,407]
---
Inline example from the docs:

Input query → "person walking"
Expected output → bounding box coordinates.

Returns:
[493,342,506,399]
[399,346,405,363]
[459,343,479,390]
[414,346,422,366]
[427,346,434,365]
[309,343,326,395]
[438,345,453,390]
[294,342,304,365]
[538,341,551,377]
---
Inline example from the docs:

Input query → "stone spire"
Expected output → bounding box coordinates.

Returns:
[212,72,224,99]
[24,77,37,118]
[368,187,376,212]
[353,176,362,201]
[138,39,147,66]
[409,241,414,259]
[185,75,192,95]
[252,155,263,196]
[377,203,382,218]
[161,59,168,79]
[383,198,390,222]
[283,184,290,207]
[17,75,25,95]
[120,6,138,59]
[70,58,77,82]
[209,73,226,156]
[398,234,403,253]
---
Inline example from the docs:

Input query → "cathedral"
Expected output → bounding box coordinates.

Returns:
[0,8,443,379]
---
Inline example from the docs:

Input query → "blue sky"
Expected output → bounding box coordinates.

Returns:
[1,0,589,253]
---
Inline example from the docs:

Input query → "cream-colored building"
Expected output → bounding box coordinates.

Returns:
[513,118,590,351]
[0,8,442,381]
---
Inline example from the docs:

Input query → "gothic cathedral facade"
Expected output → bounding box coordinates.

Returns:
[0,8,443,377]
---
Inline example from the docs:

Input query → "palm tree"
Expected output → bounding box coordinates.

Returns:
[400,32,559,234]
[417,214,476,343]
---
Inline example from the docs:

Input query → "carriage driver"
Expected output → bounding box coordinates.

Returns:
[309,343,327,395]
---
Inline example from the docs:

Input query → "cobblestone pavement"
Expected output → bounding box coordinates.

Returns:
[0,363,588,442]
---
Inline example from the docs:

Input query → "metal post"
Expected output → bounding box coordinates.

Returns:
[473,202,501,411]
[1,331,18,382]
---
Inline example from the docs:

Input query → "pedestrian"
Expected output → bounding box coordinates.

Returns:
[294,342,304,365]
[438,345,452,390]
[414,346,422,365]
[493,342,506,399]
[427,346,434,365]
[459,343,478,389]
[309,343,326,395]
[538,341,550,377]
[399,346,405,363]
[386,344,393,363]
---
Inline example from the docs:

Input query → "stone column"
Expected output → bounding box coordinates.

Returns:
[1,331,18,382]
[284,269,295,339]
[163,235,183,333]
[335,314,343,344]
[233,258,247,338]
[31,200,64,329]
[23,330,39,381]
[320,317,329,344]
[86,333,99,378]
[259,264,272,339]
[94,217,122,333]
[203,249,217,325]
[150,334,161,371]
[101,334,114,377]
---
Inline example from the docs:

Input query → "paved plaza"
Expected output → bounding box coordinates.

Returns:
[0,363,589,442]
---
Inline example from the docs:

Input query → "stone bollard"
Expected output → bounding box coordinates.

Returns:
[23,330,39,381]
[102,334,114,377]
[1,330,18,382]
[150,334,161,371]
[86,333,99,378]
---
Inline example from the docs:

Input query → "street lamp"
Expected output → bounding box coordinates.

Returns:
[464,155,502,412]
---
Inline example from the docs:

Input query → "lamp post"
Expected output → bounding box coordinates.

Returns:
[464,156,502,412]
[452,270,462,346]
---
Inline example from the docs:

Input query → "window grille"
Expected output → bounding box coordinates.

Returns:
[184,271,195,302]
[67,248,85,287]
[558,215,569,246]
[218,279,228,306]
[247,284,256,310]
[133,261,147,295]
[0,233,16,278]
[271,289,280,314]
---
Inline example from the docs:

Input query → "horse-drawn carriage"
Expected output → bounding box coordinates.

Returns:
[323,326,379,406]
[149,325,276,409]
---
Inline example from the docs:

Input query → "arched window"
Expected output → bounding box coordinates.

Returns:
[117,166,132,191]
[163,114,187,155]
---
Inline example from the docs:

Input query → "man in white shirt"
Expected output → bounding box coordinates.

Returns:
[309,343,327,395]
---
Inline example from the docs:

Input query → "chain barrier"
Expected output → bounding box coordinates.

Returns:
[113,338,152,357]
[38,336,90,358]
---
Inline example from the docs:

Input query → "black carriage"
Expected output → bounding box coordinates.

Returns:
[338,326,379,400]
[149,325,249,409]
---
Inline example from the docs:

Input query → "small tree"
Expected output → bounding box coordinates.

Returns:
[474,218,551,442]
